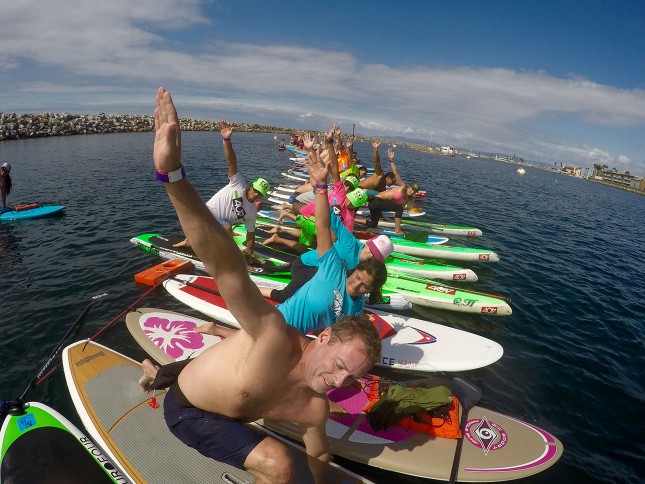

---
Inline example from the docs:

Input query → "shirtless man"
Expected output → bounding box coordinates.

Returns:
[358,140,396,193]
[142,87,381,483]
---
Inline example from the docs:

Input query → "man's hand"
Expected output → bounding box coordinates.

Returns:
[302,132,315,151]
[388,147,395,162]
[220,121,233,140]
[303,151,330,186]
[153,87,182,173]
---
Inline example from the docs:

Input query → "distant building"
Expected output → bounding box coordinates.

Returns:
[602,171,638,187]
[440,145,456,156]
[561,166,582,176]
[629,176,645,191]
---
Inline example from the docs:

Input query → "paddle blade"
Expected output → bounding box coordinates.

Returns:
[451,377,482,411]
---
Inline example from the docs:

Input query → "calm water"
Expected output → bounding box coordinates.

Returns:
[1,132,643,483]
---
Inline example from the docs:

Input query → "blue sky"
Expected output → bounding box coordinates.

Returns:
[1,0,644,174]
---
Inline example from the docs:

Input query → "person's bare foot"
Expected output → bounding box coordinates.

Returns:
[173,238,190,248]
[262,234,278,245]
[278,209,290,222]
[139,359,160,393]
[264,227,279,235]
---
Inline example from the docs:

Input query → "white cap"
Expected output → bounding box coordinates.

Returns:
[366,235,394,261]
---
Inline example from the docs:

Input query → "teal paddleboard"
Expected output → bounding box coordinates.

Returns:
[0,205,65,221]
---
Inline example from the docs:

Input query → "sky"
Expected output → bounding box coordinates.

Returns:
[1,0,644,174]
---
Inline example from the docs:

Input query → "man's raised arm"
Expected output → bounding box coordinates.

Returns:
[153,88,277,336]
[220,121,238,179]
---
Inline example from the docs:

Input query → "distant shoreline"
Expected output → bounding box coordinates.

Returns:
[1,112,641,196]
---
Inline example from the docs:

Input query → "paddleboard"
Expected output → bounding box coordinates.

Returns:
[248,267,510,316]
[0,401,129,483]
[0,205,65,221]
[62,340,370,484]
[161,277,504,372]
[260,375,563,481]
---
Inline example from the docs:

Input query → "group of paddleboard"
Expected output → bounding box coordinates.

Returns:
[1,88,562,483]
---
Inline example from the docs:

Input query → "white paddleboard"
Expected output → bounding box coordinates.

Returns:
[162,276,505,372]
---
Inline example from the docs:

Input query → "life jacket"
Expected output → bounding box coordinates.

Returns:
[337,150,351,173]
[363,375,462,439]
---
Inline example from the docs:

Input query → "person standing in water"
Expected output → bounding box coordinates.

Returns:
[0,163,12,210]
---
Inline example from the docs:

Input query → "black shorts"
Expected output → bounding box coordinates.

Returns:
[163,385,266,469]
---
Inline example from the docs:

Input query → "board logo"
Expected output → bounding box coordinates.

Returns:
[481,306,498,314]
[453,273,467,281]
[75,351,105,367]
[478,254,491,261]
[142,316,207,359]
[465,416,508,454]
[425,284,456,295]
[408,327,437,345]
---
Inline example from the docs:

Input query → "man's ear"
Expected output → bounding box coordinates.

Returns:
[318,326,332,344]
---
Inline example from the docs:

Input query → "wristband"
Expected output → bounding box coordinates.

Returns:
[223,138,231,142]
[316,188,328,195]
[156,165,186,183]
[315,183,328,189]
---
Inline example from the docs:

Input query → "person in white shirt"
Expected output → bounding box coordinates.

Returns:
[174,122,269,257]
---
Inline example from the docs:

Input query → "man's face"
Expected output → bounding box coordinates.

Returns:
[246,187,263,202]
[309,332,372,394]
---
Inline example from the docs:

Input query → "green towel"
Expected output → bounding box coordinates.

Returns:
[366,385,453,431]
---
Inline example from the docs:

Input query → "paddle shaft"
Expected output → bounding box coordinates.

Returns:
[449,378,483,483]
[17,293,106,402]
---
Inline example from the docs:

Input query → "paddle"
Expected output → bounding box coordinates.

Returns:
[449,377,483,483]
[1,293,107,416]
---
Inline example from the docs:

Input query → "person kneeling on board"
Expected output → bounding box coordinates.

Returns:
[173,121,270,262]
[141,88,382,483]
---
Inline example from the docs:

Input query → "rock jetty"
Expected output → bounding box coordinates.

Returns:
[0,112,298,141]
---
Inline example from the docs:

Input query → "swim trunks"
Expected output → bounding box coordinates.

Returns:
[151,360,265,469]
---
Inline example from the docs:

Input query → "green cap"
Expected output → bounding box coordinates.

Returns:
[342,174,360,190]
[252,178,270,196]
[346,187,368,208]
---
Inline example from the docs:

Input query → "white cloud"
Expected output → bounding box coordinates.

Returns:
[0,0,643,173]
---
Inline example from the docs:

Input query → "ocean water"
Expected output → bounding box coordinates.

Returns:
[0,131,643,483]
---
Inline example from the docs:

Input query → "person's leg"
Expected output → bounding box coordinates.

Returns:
[269,258,318,303]
[366,198,385,228]
[163,387,293,483]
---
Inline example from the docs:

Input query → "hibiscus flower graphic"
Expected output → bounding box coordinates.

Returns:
[143,316,205,359]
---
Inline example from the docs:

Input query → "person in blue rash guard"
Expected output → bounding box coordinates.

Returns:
[258,209,394,309]
[273,130,388,334]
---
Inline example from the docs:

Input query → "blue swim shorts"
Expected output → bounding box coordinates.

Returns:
[163,385,265,469]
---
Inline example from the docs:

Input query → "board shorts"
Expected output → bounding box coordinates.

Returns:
[152,360,265,469]
[295,215,316,246]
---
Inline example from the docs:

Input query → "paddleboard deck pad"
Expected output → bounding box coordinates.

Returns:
[261,376,563,481]
[63,340,369,483]
[1,401,129,483]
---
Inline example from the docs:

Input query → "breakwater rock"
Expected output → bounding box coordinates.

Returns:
[0,112,297,141]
